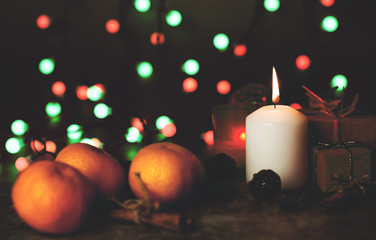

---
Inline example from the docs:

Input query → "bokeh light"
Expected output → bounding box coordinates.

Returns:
[150,32,165,45]
[161,123,177,137]
[105,19,120,34]
[182,78,198,93]
[213,33,229,51]
[67,124,83,141]
[182,59,199,75]
[45,102,61,117]
[94,103,112,119]
[264,0,280,12]
[331,74,348,90]
[217,80,231,95]
[31,139,56,153]
[124,144,143,161]
[125,127,143,143]
[52,81,66,97]
[5,138,23,154]
[87,85,104,101]
[36,14,51,29]
[39,58,55,75]
[155,115,173,130]
[76,85,89,100]
[296,55,311,70]
[201,130,214,146]
[320,0,335,7]
[166,10,182,27]
[321,16,338,32]
[134,0,151,12]
[11,119,28,136]
[131,117,145,132]
[80,138,103,149]
[137,61,153,78]
[95,83,106,94]
[233,44,247,57]
[15,157,31,172]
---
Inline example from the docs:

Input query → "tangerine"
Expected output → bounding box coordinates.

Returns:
[11,160,94,234]
[128,142,203,205]
[55,143,125,197]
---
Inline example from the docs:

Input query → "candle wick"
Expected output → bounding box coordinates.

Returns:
[274,104,276,109]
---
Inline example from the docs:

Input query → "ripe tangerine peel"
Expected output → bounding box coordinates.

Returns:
[11,160,94,234]
[129,142,203,205]
[55,143,125,197]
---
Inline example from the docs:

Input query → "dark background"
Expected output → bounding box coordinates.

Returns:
[1,0,375,162]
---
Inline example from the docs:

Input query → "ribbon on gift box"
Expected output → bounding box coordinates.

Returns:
[302,85,359,142]
[313,141,364,185]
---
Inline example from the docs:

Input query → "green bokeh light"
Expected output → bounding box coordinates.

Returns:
[166,10,182,27]
[322,16,338,32]
[213,33,229,51]
[87,85,104,101]
[124,144,143,161]
[39,58,55,75]
[5,138,23,154]
[11,119,28,136]
[264,0,280,12]
[137,61,153,78]
[67,124,83,141]
[182,59,199,75]
[134,0,151,12]
[45,102,61,117]
[155,115,173,130]
[94,103,112,119]
[331,74,348,90]
[125,127,143,143]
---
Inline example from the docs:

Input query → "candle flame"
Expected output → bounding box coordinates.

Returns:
[272,66,280,104]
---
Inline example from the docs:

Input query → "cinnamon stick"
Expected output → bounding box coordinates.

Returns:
[109,209,194,232]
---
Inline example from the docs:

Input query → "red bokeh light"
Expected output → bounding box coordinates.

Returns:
[15,157,30,172]
[131,117,145,133]
[30,139,56,153]
[106,19,120,34]
[36,14,51,29]
[296,55,311,70]
[233,44,247,57]
[95,83,106,94]
[150,32,165,45]
[182,78,198,93]
[202,130,214,146]
[217,80,231,95]
[161,123,177,137]
[76,85,89,100]
[52,81,66,97]
[320,0,335,7]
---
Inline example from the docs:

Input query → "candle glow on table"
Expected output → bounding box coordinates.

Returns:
[245,67,308,189]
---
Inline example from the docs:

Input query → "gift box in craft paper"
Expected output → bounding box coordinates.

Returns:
[313,142,372,193]
[303,112,376,152]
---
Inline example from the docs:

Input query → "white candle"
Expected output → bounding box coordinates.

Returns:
[245,67,308,189]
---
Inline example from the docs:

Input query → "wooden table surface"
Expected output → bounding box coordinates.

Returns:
[1,160,376,240]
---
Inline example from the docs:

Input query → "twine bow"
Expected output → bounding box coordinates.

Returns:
[108,172,159,224]
[303,86,359,142]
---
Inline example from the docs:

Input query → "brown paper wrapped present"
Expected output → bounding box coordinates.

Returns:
[313,142,372,193]
[304,113,376,151]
